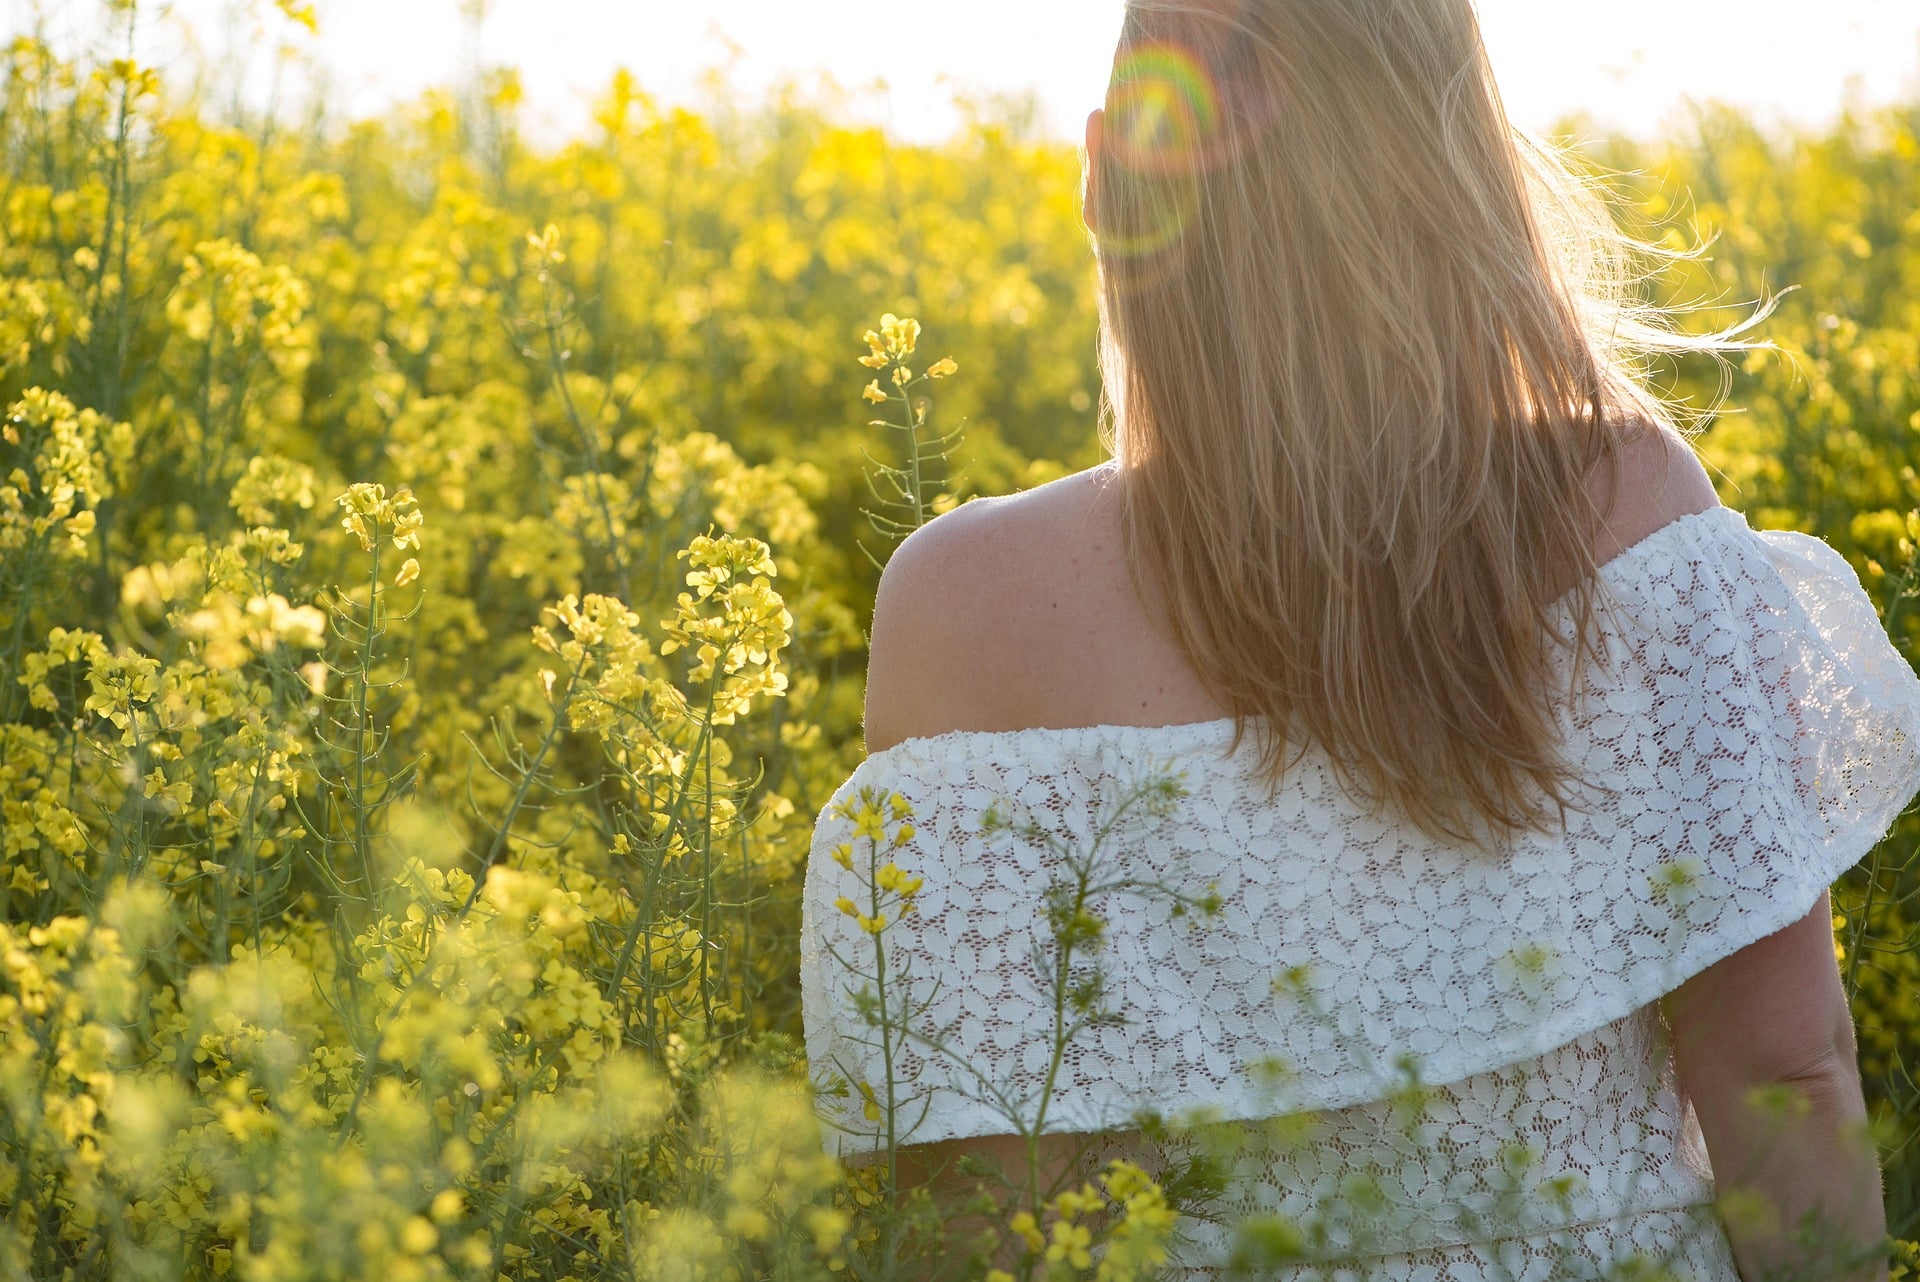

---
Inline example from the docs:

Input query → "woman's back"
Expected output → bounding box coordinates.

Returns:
[803,426,1920,1278]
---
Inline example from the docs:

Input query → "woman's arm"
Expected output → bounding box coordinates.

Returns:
[1660,890,1890,1281]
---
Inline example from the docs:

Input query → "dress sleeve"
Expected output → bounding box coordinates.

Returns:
[1555,520,1920,996]
[1756,528,1920,839]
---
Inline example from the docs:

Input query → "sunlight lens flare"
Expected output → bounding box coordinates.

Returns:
[1096,42,1212,264]
[1098,34,1278,265]
[1107,40,1221,176]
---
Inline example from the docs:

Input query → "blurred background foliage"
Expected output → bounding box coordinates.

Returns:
[1,1,1917,1277]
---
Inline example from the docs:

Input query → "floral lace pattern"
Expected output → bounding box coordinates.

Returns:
[800,507,1920,1268]
[1077,1005,1738,1277]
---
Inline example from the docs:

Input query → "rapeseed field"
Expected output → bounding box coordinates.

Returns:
[2,6,1917,1278]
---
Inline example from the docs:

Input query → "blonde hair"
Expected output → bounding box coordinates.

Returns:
[1090,0,1775,843]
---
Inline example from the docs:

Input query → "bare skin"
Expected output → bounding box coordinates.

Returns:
[860,422,1888,1278]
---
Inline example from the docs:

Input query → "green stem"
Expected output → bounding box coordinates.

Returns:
[867,828,903,1265]
[1844,852,1879,1002]
[897,374,928,530]
[738,826,753,1034]
[605,669,721,1021]
[352,542,381,905]
[337,684,572,1149]
[457,696,570,915]
[700,699,716,1031]
[542,272,633,602]
[0,537,47,725]
[123,693,152,881]
[1027,868,1092,1225]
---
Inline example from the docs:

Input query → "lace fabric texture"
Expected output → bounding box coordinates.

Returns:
[799,506,1920,1273]
[1075,1005,1740,1278]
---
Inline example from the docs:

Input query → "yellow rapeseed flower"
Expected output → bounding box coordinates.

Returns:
[1046,1220,1093,1270]
[928,357,958,378]
[874,863,923,898]
[1102,1159,1152,1201]
[1054,1184,1101,1219]
[527,222,565,265]
[392,507,424,550]
[806,1206,850,1253]
[273,0,318,33]
[399,1216,438,1254]
[862,381,887,404]
[879,313,920,356]
[850,802,886,841]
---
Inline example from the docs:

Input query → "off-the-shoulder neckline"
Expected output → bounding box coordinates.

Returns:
[855,504,1754,769]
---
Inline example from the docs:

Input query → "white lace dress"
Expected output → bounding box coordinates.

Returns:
[800,507,1920,1280]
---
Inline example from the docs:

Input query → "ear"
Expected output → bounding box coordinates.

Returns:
[1082,107,1104,237]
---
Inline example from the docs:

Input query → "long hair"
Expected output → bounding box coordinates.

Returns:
[1090,0,1775,843]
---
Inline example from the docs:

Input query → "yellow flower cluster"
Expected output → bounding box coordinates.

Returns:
[0,21,1915,1282]
[993,1160,1177,1282]
[658,533,794,725]
[181,592,328,669]
[0,387,127,559]
[533,592,669,737]
[335,481,425,585]
[165,238,315,378]
[228,453,319,527]
[857,312,958,403]
[0,726,88,894]
[827,788,920,935]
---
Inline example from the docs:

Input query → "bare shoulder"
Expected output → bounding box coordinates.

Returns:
[861,465,1120,754]
[858,428,1726,754]
[1588,421,1723,565]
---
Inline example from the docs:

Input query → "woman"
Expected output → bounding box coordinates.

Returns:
[801,1,1920,1278]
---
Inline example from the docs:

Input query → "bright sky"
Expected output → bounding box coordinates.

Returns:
[11,1,1920,145]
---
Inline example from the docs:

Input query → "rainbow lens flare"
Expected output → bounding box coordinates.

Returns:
[1107,41,1222,178]
[1097,32,1279,265]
